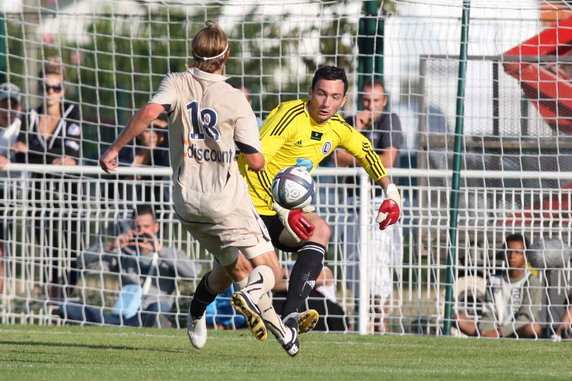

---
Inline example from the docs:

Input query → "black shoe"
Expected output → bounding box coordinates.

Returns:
[279,320,300,357]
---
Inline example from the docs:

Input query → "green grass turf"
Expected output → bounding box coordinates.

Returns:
[1,324,571,381]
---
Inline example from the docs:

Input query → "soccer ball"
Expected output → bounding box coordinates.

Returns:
[271,166,315,210]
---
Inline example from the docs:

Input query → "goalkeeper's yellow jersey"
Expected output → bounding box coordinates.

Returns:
[237,99,388,215]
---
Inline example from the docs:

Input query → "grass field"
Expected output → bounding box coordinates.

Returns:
[1,324,571,381]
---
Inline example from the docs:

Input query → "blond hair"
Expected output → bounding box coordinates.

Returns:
[191,21,229,73]
[39,56,65,78]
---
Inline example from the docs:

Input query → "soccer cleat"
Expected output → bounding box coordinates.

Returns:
[283,309,319,334]
[280,319,301,357]
[187,313,207,349]
[231,291,268,341]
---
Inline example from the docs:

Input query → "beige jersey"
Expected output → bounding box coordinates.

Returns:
[150,67,261,223]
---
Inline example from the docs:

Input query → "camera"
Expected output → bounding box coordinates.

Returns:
[132,234,147,243]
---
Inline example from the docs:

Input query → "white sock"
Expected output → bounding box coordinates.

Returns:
[241,265,275,302]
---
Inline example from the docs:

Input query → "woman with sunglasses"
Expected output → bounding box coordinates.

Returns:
[17,57,81,167]
[16,56,82,300]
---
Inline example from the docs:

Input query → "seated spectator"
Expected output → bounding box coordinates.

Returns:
[58,205,202,327]
[273,264,348,331]
[455,233,543,338]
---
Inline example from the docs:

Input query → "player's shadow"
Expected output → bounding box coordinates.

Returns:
[0,340,182,353]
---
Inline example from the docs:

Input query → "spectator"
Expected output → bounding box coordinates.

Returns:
[17,57,81,166]
[130,113,170,203]
[131,113,169,169]
[16,57,83,299]
[455,233,543,338]
[102,115,170,207]
[0,82,26,294]
[58,205,201,327]
[335,79,403,332]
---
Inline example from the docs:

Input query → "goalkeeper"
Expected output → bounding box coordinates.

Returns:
[237,66,402,333]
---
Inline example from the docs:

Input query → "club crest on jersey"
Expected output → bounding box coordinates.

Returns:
[310,131,323,141]
[322,141,332,155]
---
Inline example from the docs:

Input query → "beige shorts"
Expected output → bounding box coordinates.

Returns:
[177,201,274,266]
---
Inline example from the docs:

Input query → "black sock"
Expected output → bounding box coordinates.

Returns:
[189,272,217,320]
[283,242,326,316]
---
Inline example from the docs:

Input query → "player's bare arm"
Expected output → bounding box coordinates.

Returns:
[243,152,265,172]
[100,102,165,174]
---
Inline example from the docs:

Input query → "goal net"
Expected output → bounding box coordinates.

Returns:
[1,0,572,338]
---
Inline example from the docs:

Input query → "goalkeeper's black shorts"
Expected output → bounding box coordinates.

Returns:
[260,214,299,253]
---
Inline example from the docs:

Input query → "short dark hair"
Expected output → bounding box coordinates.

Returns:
[135,204,156,220]
[361,78,385,92]
[311,66,348,95]
[505,233,529,252]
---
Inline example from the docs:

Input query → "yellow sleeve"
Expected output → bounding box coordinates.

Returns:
[338,122,388,181]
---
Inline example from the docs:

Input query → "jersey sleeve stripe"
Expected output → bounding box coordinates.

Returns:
[365,150,386,177]
[362,142,387,178]
[366,153,386,178]
[268,103,304,136]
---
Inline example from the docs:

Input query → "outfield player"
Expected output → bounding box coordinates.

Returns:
[100,22,299,356]
[237,66,402,333]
